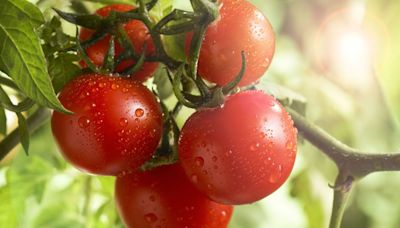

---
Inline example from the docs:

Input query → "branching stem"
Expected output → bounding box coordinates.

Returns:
[287,108,400,227]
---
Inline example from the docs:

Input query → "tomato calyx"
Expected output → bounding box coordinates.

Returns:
[168,51,246,109]
[140,100,180,171]
[54,0,220,76]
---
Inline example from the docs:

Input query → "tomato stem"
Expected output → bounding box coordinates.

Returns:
[0,108,50,161]
[287,107,400,228]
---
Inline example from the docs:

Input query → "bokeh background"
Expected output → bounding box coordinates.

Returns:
[1,0,400,227]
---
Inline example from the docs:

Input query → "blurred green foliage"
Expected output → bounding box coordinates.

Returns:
[1,0,400,227]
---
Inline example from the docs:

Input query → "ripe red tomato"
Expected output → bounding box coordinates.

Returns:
[115,164,233,228]
[80,4,158,81]
[51,74,163,176]
[185,0,275,87]
[178,91,297,205]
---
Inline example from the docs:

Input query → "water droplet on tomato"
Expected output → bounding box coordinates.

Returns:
[191,174,198,183]
[269,165,283,183]
[221,210,227,217]
[212,156,218,162]
[286,141,294,150]
[78,116,91,128]
[111,83,119,90]
[119,118,128,127]
[135,108,144,117]
[144,213,158,223]
[250,143,260,151]
[194,157,204,167]
[268,142,274,148]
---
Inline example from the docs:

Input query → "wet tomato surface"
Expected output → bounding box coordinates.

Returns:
[51,74,163,176]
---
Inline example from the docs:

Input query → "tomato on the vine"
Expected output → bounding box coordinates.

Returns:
[51,74,163,176]
[178,91,297,205]
[80,4,158,81]
[115,163,233,228]
[185,0,275,87]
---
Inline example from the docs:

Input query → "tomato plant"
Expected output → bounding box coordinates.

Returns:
[185,0,275,86]
[79,4,159,81]
[178,91,297,205]
[115,163,233,228]
[51,74,163,176]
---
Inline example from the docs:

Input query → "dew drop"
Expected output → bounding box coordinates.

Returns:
[191,174,198,183]
[111,83,119,90]
[269,165,283,183]
[135,108,144,117]
[119,118,128,127]
[194,157,204,167]
[144,213,158,223]
[221,210,227,217]
[250,143,260,151]
[78,116,91,128]
[286,141,294,150]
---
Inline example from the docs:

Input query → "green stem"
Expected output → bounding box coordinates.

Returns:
[287,108,400,177]
[0,72,20,91]
[0,108,50,161]
[287,107,400,228]
[329,174,353,228]
[188,24,207,79]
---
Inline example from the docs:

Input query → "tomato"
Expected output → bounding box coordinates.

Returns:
[185,0,275,87]
[178,91,297,205]
[115,164,233,228]
[51,74,163,176]
[80,4,158,81]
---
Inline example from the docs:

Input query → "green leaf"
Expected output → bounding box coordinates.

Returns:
[49,53,81,93]
[0,0,69,113]
[1,0,45,27]
[16,112,29,155]
[39,17,75,57]
[0,107,6,135]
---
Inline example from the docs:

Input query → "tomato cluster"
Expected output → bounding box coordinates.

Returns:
[52,1,297,227]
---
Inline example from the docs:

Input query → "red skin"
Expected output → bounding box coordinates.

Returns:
[51,74,163,176]
[178,91,297,205]
[115,164,233,228]
[79,4,158,81]
[186,0,275,87]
